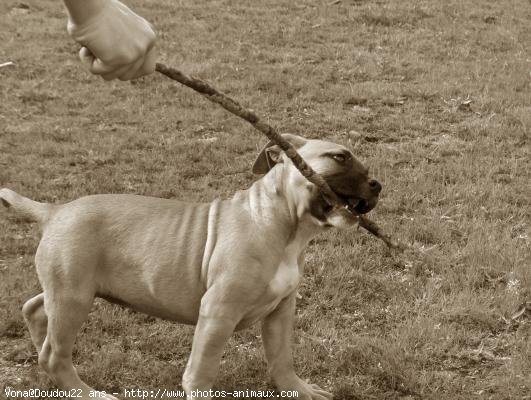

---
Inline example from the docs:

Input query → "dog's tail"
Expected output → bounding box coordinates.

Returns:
[0,188,53,224]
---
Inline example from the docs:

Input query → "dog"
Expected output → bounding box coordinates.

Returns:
[0,134,381,400]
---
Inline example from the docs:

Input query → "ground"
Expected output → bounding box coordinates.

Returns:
[0,0,530,399]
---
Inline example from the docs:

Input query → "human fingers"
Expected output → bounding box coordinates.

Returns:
[103,57,144,81]
[80,46,122,76]
[89,57,126,76]
[128,46,157,80]
[79,47,95,69]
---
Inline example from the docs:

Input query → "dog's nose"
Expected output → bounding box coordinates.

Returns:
[368,179,382,194]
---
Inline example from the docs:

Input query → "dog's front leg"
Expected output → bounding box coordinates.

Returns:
[262,294,333,400]
[182,288,239,400]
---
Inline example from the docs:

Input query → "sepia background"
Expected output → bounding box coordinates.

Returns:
[1,0,530,398]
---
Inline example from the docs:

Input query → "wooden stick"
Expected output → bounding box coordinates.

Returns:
[356,216,403,250]
[155,63,339,205]
[155,62,403,250]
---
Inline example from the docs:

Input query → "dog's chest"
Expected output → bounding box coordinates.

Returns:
[238,258,299,330]
[266,230,312,300]
[268,253,300,299]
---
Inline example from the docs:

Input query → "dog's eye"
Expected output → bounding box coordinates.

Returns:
[331,154,348,164]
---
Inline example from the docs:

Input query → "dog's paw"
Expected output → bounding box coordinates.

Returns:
[278,378,333,400]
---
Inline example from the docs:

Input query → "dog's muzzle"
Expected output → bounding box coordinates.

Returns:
[346,198,370,214]
[334,195,370,215]
[333,179,381,215]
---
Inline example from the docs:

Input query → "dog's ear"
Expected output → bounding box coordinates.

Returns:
[252,134,307,175]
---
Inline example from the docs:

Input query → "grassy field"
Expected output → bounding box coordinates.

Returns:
[1,0,530,399]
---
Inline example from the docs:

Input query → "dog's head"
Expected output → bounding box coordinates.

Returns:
[252,134,381,228]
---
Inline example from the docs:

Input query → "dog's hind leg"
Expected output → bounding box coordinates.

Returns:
[38,286,94,397]
[22,293,47,352]
[38,284,118,400]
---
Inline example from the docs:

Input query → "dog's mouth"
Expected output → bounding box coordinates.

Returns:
[338,194,370,215]
[323,193,370,215]
[346,197,369,214]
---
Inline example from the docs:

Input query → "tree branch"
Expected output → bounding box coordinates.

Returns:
[155,62,403,250]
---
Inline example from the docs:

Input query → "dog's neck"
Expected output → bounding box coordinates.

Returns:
[242,165,325,249]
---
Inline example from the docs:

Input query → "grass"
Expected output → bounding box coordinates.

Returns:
[1,0,530,398]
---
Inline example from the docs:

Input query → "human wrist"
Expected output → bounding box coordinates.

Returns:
[64,0,107,26]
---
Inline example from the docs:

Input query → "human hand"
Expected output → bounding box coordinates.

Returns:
[66,0,157,81]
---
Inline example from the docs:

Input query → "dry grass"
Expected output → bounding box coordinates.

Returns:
[1,0,530,399]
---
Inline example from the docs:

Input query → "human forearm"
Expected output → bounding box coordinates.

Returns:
[63,0,106,25]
